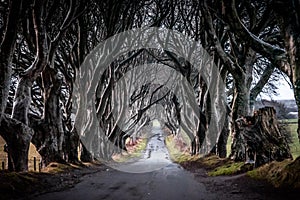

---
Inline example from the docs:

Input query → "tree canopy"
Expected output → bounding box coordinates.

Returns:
[0,0,299,171]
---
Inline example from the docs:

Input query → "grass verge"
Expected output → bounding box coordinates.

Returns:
[166,122,300,188]
[165,135,250,176]
[166,134,257,176]
[112,138,147,162]
[165,135,197,163]
[287,122,300,158]
[208,161,246,176]
[247,157,300,189]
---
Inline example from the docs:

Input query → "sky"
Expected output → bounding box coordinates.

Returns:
[260,79,295,100]
[276,80,295,100]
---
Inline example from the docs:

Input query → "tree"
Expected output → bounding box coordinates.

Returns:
[272,0,300,143]
[0,0,22,123]
[231,107,292,166]
[0,0,35,171]
[1,0,298,172]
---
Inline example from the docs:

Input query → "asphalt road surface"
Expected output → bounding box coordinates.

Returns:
[32,127,216,200]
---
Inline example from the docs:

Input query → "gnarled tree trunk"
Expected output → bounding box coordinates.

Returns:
[272,0,300,145]
[230,107,292,167]
[31,69,66,166]
[65,129,80,163]
[0,114,34,171]
[0,0,23,122]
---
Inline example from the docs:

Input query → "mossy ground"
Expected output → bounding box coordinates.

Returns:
[208,162,245,176]
[247,156,300,189]
[167,132,300,188]
[165,134,250,176]
[167,133,295,180]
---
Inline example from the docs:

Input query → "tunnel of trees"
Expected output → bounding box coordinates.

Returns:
[0,0,299,172]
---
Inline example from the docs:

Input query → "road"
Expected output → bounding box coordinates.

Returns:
[29,125,299,200]
[32,126,216,200]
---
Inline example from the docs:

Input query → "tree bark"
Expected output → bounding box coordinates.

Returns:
[231,77,250,119]
[230,107,292,167]
[0,114,34,171]
[31,68,66,166]
[272,0,300,144]
[80,142,93,162]
[65,129,80,163]
[0,0,23,121]
[222,0,300,145]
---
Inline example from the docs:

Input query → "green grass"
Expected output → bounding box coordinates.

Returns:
[245,119,300,189]
[165,135,194,163]
[164,127,195,162]
[166,131,256,176]
[208,162,245,176]
[287,122,300,159]
[280,118,298,123]
[247,158,300,189]
[180,129,193,147]
[280,118,300,159]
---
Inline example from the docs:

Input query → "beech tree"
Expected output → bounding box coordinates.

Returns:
[0,0,298,172]
[0,0,33,171]
[272,0,300,143]
[221,0,300,144]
